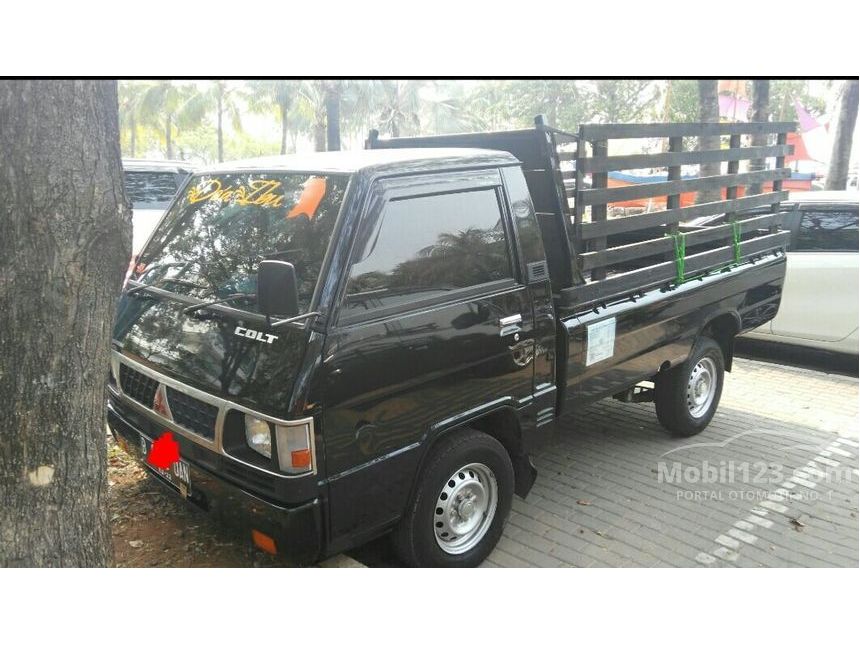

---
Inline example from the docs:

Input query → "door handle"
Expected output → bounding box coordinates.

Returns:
[499,314,522,327]
[499,313,523,338]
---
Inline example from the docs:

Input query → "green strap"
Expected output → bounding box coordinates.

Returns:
[732,220,742,265]
[671,232,686,285]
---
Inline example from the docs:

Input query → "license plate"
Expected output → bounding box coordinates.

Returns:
[141,435,191,498]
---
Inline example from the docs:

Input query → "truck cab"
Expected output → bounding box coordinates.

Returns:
[108,121,792,566]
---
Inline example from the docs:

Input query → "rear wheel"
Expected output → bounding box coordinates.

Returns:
[655,336,725,436]
[393,429,513,567]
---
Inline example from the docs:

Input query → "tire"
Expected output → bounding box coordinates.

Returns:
[393,429,514,567]
[655,336,725,437]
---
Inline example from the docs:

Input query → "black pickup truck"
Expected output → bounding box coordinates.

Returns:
[107,117,794,566]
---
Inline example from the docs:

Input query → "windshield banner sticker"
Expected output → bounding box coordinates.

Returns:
[188,178,285,208]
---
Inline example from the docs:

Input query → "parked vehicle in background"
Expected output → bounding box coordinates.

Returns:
[691,191,858,355]
[745,191,858,355]
[122,159,194,255]
[107,119,794,567]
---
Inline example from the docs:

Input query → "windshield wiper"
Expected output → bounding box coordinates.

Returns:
[127,276,202,296]
[182,293,255,315]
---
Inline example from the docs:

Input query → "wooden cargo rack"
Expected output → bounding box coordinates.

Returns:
[367,117,796,314]
[562,120,796,312]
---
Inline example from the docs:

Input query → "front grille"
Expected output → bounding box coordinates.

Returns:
[166,387,218,440]
[119,363,158,407]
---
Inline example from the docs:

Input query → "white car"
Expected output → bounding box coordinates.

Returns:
[744,191,858,355]
[123,159,193,255]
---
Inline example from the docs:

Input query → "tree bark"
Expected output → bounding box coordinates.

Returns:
[0,80,130,566]
[313,121,326,152]
[825,80,859,190]
[325,84,341,152]
[697,79,722,204]
[747,80,770,195]
[280,103,289,155]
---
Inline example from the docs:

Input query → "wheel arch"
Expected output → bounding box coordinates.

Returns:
[700,311,741,371]
[414,404,536,503]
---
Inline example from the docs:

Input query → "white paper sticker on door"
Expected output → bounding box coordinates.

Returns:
[586,317,616,366]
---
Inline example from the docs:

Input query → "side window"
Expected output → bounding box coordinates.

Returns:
[343,188,513,315]
[795,210,859,252]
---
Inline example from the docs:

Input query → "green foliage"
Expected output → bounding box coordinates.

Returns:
[770,80,829,120]
[663,80,700,123]
[117,79,837,165]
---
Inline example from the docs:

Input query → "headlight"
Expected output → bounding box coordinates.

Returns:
[275,422,314,475]
[244,415,271,458]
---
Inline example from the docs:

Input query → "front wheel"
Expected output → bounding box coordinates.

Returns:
[393,429,514,567]
[655,336,725,437]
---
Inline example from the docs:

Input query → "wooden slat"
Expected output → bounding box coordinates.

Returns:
[577,190,788,240]
[579,121,796,140]
[568,231,789,309]
[579,168,791,206]
[770,132,788,233]
[579,237,675,271]
[684,232,790,274]
[566,262,678,308]
[590,139,608,280]
[665,136,684,246]
[725,134,742,218]
[578,212,788,271]
[681,213,786,246]
[578,144,793,174]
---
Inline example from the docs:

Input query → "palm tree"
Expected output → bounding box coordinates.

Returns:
[139,81,199,159]
[118,81,148,157]
[296,80,374,151]
[825,80,859,190]
[297,81,328,152]
[696,79,722,204]
[246,80,301,154]
[183,81,243,162]
[373,80,423,137]
[747,80,771,195]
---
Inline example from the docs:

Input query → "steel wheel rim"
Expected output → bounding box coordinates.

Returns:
[686,356,717,418]
[434,462,498,555]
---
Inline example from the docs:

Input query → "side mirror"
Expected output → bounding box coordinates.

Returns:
[257,260,300,318]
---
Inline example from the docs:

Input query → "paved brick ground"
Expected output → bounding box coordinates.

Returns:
[476,357,859,568]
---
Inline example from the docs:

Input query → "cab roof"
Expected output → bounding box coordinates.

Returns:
[122,158,195,173]
[202,148,520,176]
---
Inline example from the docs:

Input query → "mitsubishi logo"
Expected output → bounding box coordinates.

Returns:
[152,383,173,421]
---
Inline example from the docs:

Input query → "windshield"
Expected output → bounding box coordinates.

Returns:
[131,172,350,315]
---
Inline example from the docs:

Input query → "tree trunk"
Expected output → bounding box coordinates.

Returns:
[280,103,289,155]
[696,79,722,204]
[825,80,859,190]
[166,114,173,159]
[325,84,341,151]
[747,80,771,195]
[0,80,130,567]
[217,89,224,163]
[313,121,326,152]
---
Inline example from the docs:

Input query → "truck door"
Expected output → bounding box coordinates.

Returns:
[320,169,535,548]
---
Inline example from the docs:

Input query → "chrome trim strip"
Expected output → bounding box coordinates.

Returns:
[499,313,523,326]
[112,350,316,479]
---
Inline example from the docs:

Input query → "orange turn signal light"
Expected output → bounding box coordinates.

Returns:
[291,449,311,469]
[251,529,277,555]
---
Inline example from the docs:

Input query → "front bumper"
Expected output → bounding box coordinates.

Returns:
[107,401,323,565]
